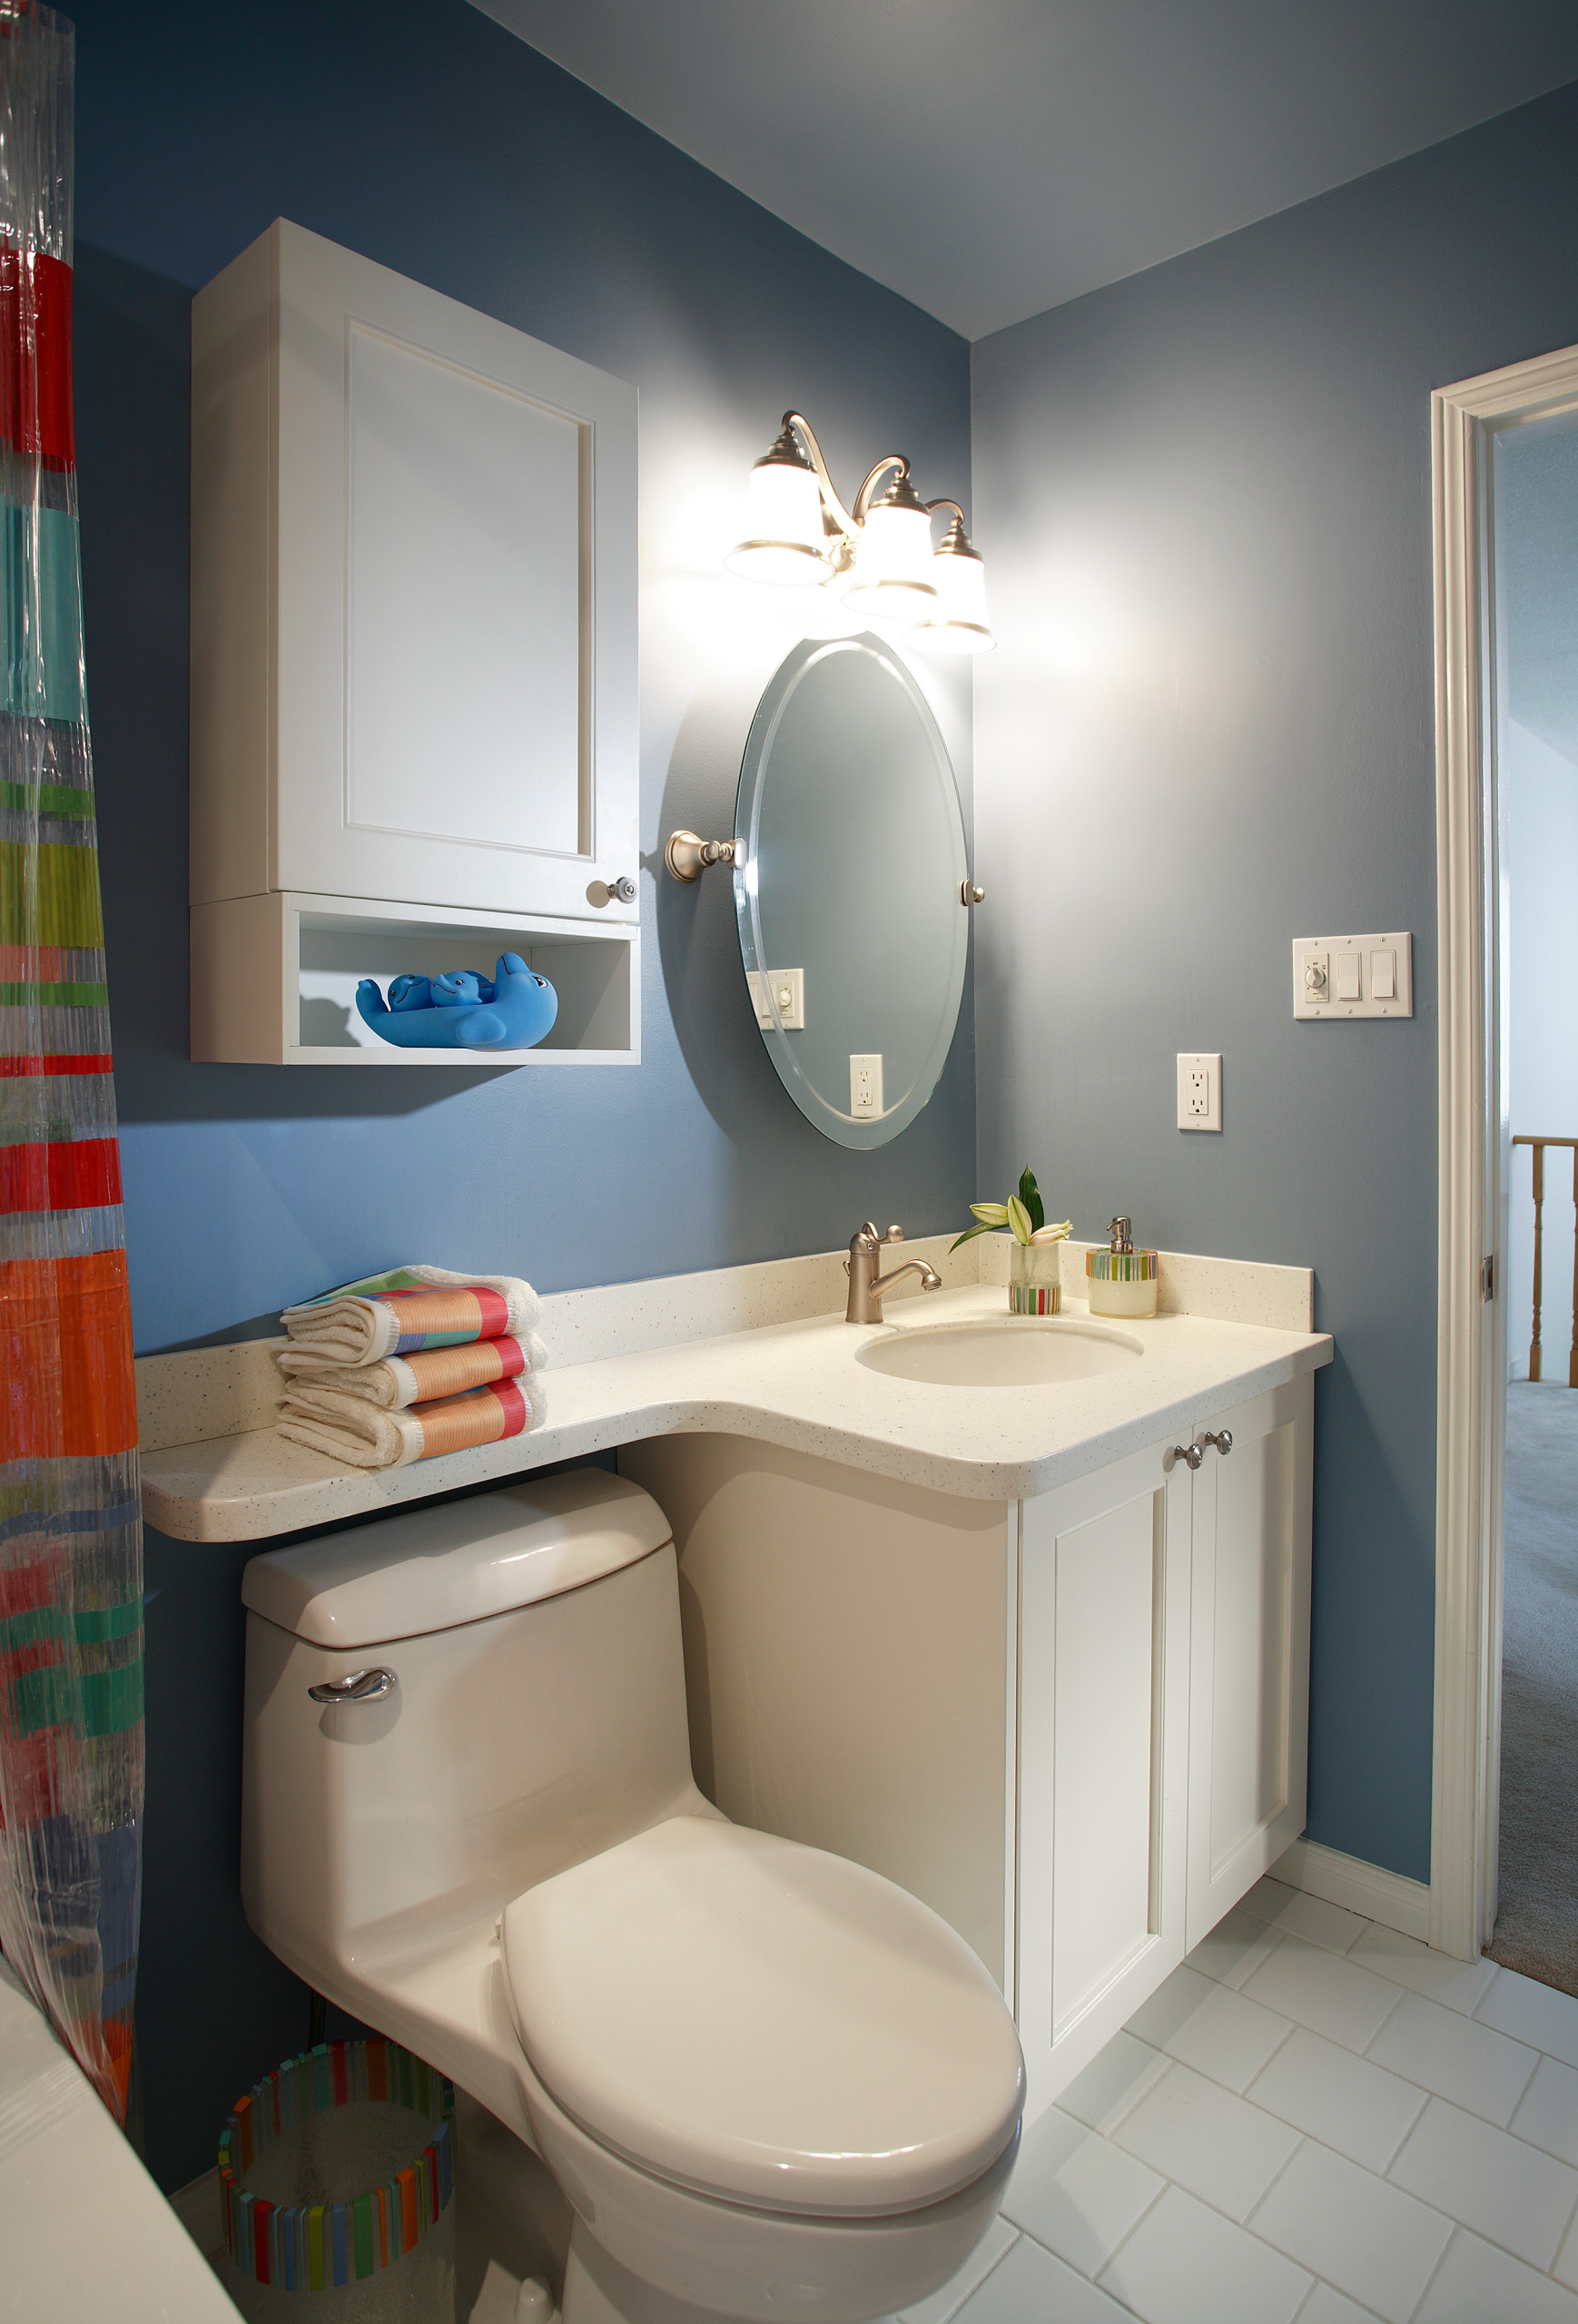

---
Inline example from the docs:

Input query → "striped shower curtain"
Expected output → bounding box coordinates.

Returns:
[0,1,143,2122]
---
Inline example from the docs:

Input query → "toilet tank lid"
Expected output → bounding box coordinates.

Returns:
[242,1471,672,1649]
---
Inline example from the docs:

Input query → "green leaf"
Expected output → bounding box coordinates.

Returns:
[970,1202,1010,1226]
[950,1220,996,1252]
[1007,1194,1032,1245]
[1018,1166,1044,1234]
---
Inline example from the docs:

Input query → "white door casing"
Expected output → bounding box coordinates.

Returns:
[1431,339,1578,1959]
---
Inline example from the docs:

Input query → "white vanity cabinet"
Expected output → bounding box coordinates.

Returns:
[189,220,640,1064]
[620,1368,1313,2122]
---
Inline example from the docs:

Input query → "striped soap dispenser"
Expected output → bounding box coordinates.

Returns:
[1086,1216,1159,1318]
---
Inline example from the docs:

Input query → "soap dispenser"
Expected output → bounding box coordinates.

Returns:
[1085,1216,1159,1318]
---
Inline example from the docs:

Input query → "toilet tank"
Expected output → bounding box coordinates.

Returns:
[241,1470,698,1985]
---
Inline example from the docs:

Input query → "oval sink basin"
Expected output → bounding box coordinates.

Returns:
[856,1317,1144,1389]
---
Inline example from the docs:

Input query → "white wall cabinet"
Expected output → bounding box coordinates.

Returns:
[190,220,640,1063]
[621,1371,1313,2123]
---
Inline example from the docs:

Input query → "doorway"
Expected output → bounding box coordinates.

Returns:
[1432,342,1578,1970]
[1494,419,1578,1994]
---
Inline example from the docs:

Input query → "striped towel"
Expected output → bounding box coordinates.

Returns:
[274,1332,547,1410]
[277,1376,546,1470]
[281,1266,540,1365]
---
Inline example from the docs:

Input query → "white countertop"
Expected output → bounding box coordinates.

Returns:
[0,1957,240,2322]
[139,1240,1332,1541]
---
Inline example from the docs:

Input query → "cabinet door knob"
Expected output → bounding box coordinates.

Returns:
[1170,1443,1203,1471]
[1200,1430,1234,1456]
[609,874,636,902]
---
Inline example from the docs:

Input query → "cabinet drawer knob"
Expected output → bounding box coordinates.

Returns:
[1201,1430,1234,1456]
[1170,1443,1203,1471]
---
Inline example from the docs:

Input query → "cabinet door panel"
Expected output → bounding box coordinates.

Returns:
[1186,1375,1313,1949]
[265,222,637,920]
[346,324,586,859]
[1018,1444,1190,2120]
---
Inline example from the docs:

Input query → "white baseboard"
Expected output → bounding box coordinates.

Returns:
[167,2167,223,2270]
[1273,1837,1432,1942]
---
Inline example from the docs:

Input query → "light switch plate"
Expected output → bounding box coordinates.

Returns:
[1293,931,1413,1019]
[850,1053,883,1118]
[746,968,804,1030]
[1178,1052,1221,1132]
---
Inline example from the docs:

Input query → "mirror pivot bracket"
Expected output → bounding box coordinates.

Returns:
[666,830,737,881]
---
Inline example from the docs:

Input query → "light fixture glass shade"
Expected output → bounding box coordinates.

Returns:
[725,457,829,584]
[910,539,995,655]
[842,500,939,616]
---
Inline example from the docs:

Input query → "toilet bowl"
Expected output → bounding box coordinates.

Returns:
[241,1470,1025,2323]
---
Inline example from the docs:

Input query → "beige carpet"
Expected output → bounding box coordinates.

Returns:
[1489,1382,1578,1996]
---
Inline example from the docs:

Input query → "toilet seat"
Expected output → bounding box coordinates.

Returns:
[501,1813,1025,2221]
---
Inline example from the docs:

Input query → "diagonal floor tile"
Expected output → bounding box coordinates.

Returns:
[1366,1989,1540,2124]
[1001,2105,1162,2279]
[952,2231,1135,2323]
[1235,1877,1371,1955]
[1056,2030,1171,2137]
[1246,2024,1426,2173]
[1239,1935,1404,2053]
[1411,2227,1578,2323]
[1114,2061,1300,2223]
[1185,1907,1285,1991]
[1347,1925,1497,2016]
[1123,1964,1293,2093]
[1475,1969,1578,2071]
[1098,2182,1311,2324]
[1387,2096,1578,2271]
[1248,2138,1452,2324]
[1511,2054,1578,2170]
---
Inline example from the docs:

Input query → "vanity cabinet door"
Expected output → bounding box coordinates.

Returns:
[1016,1441,1192,2114]
[1185,1374,1313,1952]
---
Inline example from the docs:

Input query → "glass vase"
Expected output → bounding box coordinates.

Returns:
[1009,1240,1061,1315]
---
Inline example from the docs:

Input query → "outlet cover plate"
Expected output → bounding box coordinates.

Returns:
[850,1052,883,1118]
[1178,1052,1221,1132]
[1293,931,1413,1019]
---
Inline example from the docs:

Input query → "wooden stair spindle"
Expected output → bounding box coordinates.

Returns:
[1532,1138,1544,1384]
[1512,1135,1578,1387]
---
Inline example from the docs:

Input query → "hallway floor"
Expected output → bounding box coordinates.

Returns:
[1492,1381,1578,1995]
[901,1876,1578,2324]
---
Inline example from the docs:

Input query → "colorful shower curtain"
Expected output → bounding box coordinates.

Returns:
[0,1,143,2122]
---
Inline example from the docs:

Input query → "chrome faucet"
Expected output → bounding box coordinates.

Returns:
[844,1221,942,1325]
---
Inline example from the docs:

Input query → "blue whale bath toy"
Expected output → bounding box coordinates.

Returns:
[356,953,557,1050]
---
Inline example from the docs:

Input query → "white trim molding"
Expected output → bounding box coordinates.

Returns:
[1274,1838,1431,1944]
[1431,340,1578,1962]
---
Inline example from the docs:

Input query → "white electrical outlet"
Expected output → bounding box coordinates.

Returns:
[746,968,804,1029]
[1177,1052,1221,1132]
[850,1053,883,1118]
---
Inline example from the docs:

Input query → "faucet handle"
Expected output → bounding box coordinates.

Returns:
[883,1224,904,1244]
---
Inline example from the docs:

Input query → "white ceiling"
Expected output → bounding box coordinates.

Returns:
[473,0,1578,340]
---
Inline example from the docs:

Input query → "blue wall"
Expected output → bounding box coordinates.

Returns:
[971,78,1578,1886]
[72,0,976,1360]
[67,0,975,2187]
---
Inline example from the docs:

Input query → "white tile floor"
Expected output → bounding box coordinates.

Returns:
[895,1877,1578,2324]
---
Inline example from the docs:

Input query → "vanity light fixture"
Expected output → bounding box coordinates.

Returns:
[725,411,995,655]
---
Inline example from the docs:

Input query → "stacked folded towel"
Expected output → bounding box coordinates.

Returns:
[274,1266,546,1469]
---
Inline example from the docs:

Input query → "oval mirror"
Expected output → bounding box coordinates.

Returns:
[734,634,970,1148]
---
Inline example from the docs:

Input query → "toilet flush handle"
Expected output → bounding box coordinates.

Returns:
[308,1668,395,1705]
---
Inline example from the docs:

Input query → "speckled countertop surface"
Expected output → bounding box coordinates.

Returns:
[140,1275,1331,1543]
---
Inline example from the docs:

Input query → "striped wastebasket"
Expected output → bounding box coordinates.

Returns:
[217,2037,456,2319]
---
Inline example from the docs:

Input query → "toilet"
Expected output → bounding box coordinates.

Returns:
[240,1469,1025,2324]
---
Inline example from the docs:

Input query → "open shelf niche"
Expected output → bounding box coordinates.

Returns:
[191,891,638,1066]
